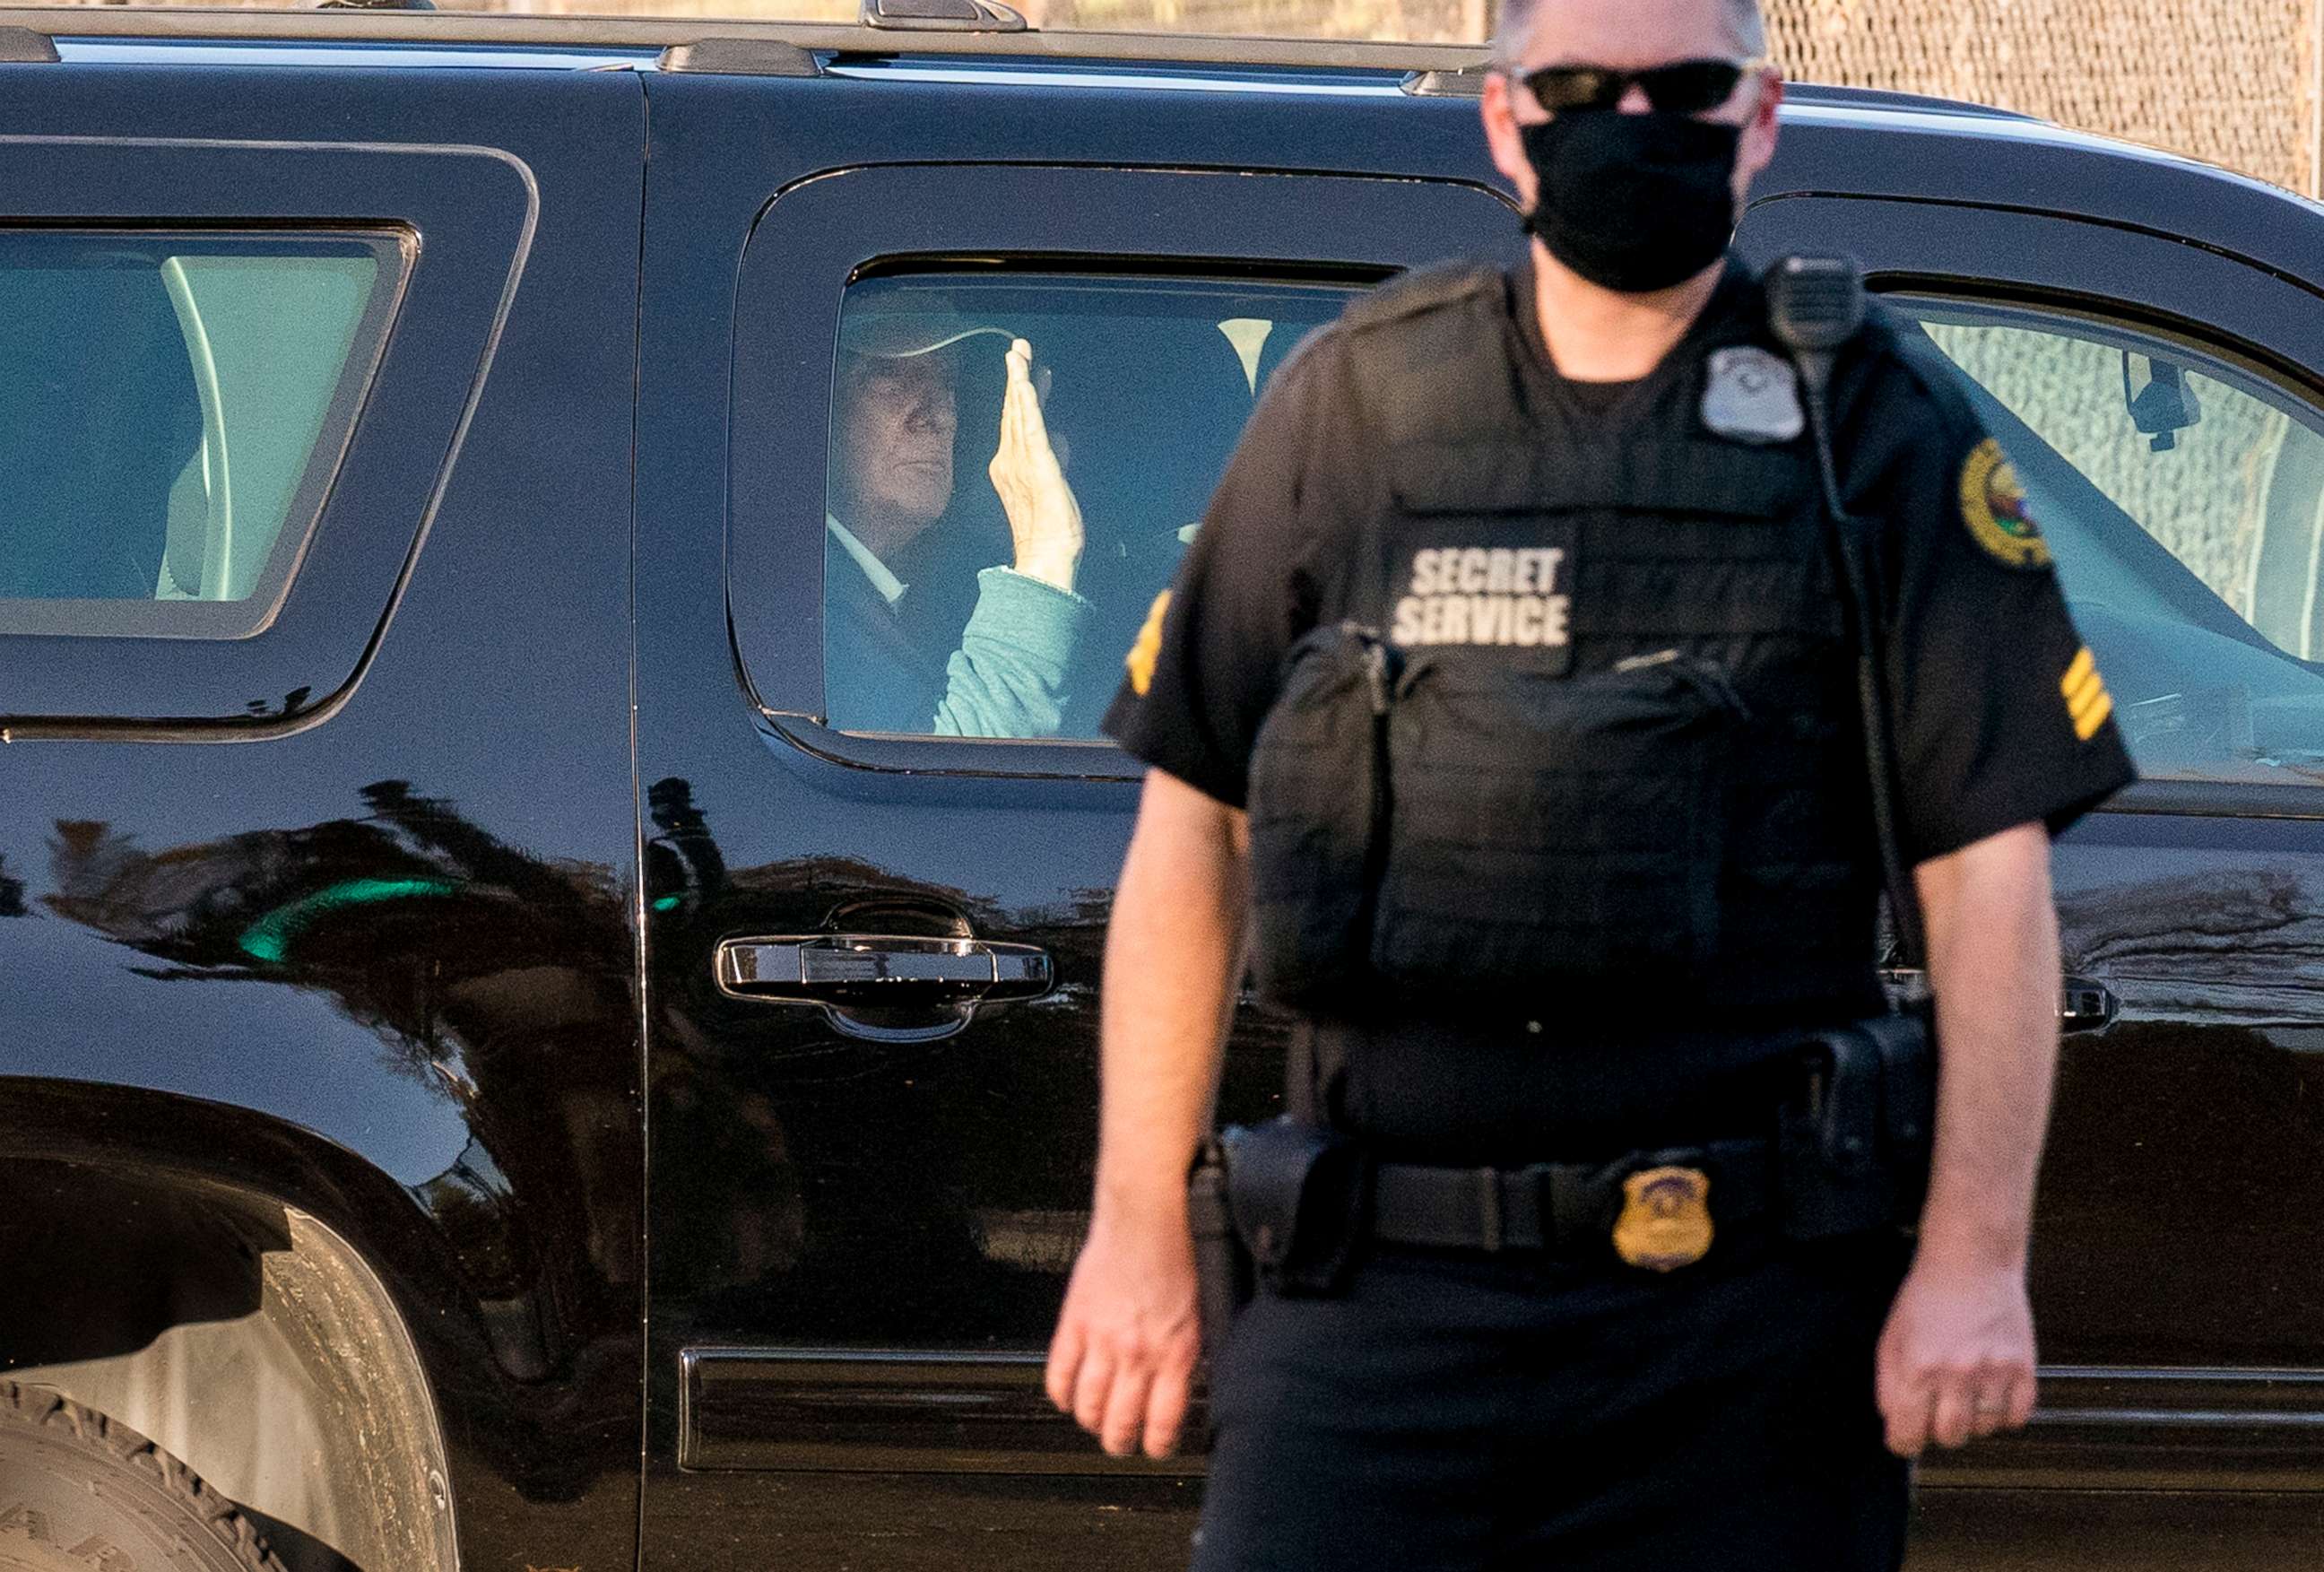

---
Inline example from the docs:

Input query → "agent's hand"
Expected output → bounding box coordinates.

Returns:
[989,338,1085,594]
[1045,1200,1201,1459]
[1875,1257,2038,1455]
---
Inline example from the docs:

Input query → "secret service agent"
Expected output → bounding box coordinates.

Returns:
[1045,1,2137,1568]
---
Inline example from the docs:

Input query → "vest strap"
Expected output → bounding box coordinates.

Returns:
[1387,436,1808,521]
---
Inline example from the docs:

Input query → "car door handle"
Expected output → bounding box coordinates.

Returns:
[1881,970,2116,1033]
[2057,977,2118,1031]
[715,934,1054,1006]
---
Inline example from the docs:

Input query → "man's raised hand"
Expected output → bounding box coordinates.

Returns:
[989,337,1085,594]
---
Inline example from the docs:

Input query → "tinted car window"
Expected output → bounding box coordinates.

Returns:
[0,232,396,634]
[1898,296,2324,785]
[819,273,1353,740]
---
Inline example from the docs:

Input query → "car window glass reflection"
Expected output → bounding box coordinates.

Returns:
[820,274,1353,741]
[1903,299,2324,785]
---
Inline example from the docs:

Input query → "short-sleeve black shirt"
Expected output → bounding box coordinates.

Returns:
[1106,251,2136,867]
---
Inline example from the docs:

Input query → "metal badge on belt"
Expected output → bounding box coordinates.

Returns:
[1612,1166,1714,1272]
[1700,345,1805,445]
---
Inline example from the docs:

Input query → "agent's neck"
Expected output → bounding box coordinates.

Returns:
[1528,243,1724,384]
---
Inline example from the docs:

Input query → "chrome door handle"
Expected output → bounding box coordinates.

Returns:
[2058,977,2117,1031]
[715,934,1053,1037]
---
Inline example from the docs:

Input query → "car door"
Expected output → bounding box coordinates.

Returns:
[631,61,1516,1570]
[1740,135,2324,1555]
[0,48,650,1572]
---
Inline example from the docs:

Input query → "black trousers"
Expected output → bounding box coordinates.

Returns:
[1192,1229,1912,1572]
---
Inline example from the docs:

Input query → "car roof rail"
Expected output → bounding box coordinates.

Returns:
[862,0,1028,32]
[659,37,821,74]
[0,23,57,61]
[1782,82,2040,122]
[1402,65,1486,97]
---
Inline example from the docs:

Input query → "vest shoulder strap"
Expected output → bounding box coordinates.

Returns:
[1340,258,1503,335]
[1849,295,1980,433]
[1338,263,1521,453]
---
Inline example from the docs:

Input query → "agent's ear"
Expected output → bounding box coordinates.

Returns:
[1735,69,1785,190]
[1480,71,1537,207]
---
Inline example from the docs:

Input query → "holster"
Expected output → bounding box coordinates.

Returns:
[1184,1117,1373,1361]
[1186,1139,1251,1363]
[1779,1003,1936,1240]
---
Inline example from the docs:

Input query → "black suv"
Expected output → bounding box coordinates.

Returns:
[6,13,2324,1569]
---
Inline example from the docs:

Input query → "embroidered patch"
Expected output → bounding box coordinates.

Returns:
[1388,545,1571,650]
[1700,345,1805,444]
[2061,646,2114,741]
[1961,438,2051,569]
[1125,589,1170,696]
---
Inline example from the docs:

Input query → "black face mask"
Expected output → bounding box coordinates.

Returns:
[1518,110,1742,293]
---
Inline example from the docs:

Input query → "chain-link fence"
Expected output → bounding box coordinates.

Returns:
[1767,0,2320,197]
[35,0,2324,196]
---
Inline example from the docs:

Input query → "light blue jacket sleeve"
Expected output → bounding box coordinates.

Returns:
[930,567,1096,739]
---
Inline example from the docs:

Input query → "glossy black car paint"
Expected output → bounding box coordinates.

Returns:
[1,56,649,1572]
[6,28,2324,1572]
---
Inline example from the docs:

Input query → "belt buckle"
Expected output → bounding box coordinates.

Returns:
[1610,1151,1714,1272]
[1470,1166,1505,1253]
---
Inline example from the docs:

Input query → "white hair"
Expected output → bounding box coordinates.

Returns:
[1489,0,1766,69]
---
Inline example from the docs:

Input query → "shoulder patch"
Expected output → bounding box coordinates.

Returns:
[1341,261,1501,334]
[1125,590,1171,697]
[1960,438,2051,570]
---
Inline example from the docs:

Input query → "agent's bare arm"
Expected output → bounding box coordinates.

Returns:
[1045,768,1249,1459]
[1877,819,2059,1455]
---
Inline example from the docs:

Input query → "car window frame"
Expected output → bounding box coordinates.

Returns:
[0,135,536,736]
[1890,288,2324,658]
[725,161,1520,781]
[1739,192,2324,820]
[0,227,407,640]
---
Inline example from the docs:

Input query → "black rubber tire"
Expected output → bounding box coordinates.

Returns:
[0,1382,286,1572]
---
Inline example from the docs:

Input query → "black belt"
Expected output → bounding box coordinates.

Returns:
[1369,1138,1776,1255]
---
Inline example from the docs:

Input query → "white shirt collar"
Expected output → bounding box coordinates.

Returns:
[827,515,908,607]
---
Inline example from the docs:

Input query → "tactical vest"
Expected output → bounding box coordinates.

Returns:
[1246,263,1886,1028]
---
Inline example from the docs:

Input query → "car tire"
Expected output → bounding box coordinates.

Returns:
[0,1381,288,1572]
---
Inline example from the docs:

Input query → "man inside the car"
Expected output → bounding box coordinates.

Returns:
[823,293,1096,738]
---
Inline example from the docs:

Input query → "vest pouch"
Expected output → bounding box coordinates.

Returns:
[1370,651,1747,997]
[1246,623,1397,1009]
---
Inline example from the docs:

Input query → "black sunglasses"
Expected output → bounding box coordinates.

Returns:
[1513,57,1762,116]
